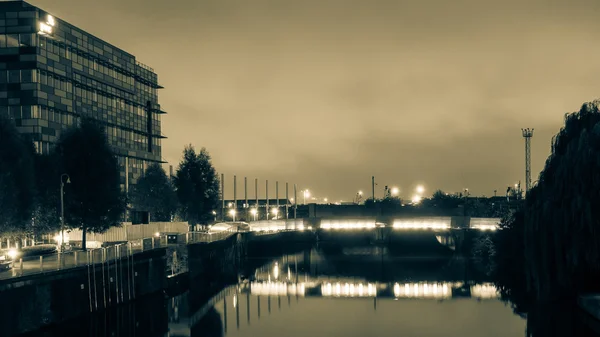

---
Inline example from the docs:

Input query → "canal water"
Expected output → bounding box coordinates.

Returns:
[18,242,600,337]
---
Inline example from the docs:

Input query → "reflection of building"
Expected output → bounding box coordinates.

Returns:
[0,1,165,192]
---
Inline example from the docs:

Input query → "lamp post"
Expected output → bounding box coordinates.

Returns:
[271,208,279,220]
[60,173,71,252]
[229,209,237,222]
[302,190,310,205]
[250,208,258,221]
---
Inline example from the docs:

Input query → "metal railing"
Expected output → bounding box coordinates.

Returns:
[0,229,244,281]
[0,236,167,281]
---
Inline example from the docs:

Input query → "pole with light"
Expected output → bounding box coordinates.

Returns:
[250,208,258,221]
[60,173,71,252]
[229,209,237,222]
[303,189,310,205]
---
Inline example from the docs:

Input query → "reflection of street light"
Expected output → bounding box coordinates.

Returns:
[60,173,71,252]
[273,262,279,280]
[228,209,237,221]
[416,185,425,195]
[391,187,399,196]
[250,208,258,221]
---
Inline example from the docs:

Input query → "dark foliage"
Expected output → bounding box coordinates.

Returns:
[130,163,177,222]
[174,146,220,227]
[32,152,60,235]
[524,100,600,299]
[55,118,127,250]
[0,117,36,236]
[492,208,531,316]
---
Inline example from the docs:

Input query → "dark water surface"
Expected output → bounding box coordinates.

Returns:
[18,242,600,337]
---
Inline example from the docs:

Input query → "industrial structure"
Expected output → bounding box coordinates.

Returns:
[521,128,534,193]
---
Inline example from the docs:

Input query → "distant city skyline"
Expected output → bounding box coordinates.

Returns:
[30,0,600,200]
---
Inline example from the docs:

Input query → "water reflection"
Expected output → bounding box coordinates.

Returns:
[18,241,600,337]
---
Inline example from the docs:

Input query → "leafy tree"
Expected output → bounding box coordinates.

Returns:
[0,117,36,237]
[55,118,127,250]
[421,190,462,209]
[130,163,177,222]
[524,100,600,299]
[492,208,531,316]
[174,146,220,229]
[31,152,60,236]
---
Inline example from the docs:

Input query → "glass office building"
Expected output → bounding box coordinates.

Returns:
[0,1,166,192]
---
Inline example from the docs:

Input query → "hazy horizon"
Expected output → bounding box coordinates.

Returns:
[30,0,600,201]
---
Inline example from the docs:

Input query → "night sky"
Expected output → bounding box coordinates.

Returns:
[32,0,600,201]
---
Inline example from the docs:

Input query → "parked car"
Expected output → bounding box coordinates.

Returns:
[0,249,18,271]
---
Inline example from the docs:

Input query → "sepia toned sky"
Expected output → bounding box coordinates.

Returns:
[33,0,600,201]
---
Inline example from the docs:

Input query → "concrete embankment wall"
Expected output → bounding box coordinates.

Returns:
[0,248,166,337]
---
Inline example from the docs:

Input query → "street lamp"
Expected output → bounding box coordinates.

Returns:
[303,190,310,205]
[324,198,328,203]
[229,209,237,222]
[391,187,399,196]
[60,173,70,252]
[416,185,425,195]
[271,208,279,219]
[212,210,217,222]
[250,208,258,221]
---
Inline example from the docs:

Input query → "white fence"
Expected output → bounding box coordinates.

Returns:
[68,222,190,243]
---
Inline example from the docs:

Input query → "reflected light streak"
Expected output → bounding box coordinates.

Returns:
[393,282,451,299]
[250,282,306,296]
[273,263,279,280]
[471,283,499,299]
[321,282,377,297]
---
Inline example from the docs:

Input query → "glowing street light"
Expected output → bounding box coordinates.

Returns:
[324,198,328,203]
[416,185,425,195]
[271,207,279,219]
[412,195,422,204]
[59,173,71,252]
[250,208,258,221]
[391,187,399,196]
[228,209,237,221]
[303,190,310,205]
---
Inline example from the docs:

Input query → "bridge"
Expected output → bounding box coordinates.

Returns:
[247,215,500,232]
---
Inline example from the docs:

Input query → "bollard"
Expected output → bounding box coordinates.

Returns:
[74,251,78,266]
[39,255,43,271]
